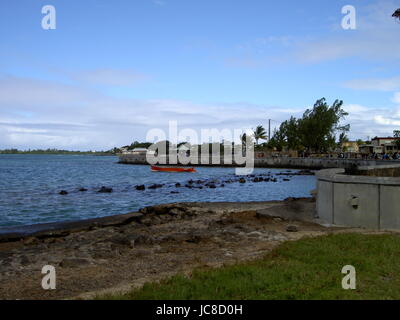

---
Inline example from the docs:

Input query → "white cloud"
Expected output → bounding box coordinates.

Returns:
[393,92,400,103]
[0,76,297,150]
[344,103,400,140]
[295,1,400,63]
[1,74,400,150]
[343,77,400,91]
[224,1,400,69]
[0,75,99,108]
[71,69,150,87]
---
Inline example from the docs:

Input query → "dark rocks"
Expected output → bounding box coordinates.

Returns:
[134,234,155,245]
[23,237,39,245]
[108,234,137,248]
[175,183,181,187]
[148,184,163,190]
[60,257,91,268]
[239,178,246,183]
[256,211,272,219]
[286,225,298,232]
[283,178,290,181]
[98,186,113,193]
[207,183,217,189]
[78,188,88,192]
[135,185,145,191]
[59,190,68,195]
[19,255,31,266]
[297,169,314,176]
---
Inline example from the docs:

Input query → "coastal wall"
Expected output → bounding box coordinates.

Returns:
[316,164,400,230]
[118,153,399,169]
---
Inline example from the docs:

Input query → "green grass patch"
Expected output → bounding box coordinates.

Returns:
[100,233,400,300]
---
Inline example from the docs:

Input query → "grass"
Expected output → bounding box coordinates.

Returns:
[100,233,400,300]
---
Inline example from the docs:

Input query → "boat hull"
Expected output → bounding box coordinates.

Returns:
[151,166,196,173]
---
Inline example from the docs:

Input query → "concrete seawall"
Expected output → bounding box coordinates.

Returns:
[316,164,400,230]
[118,154,399,170]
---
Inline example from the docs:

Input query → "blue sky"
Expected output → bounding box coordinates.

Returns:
[0,0,399,150]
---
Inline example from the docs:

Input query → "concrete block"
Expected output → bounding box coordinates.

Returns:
[380,186,400,230]
[333,183,379,229]
[316,180,333,224]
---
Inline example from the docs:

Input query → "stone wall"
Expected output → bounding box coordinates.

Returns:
[316,164,400,230]
[118,153,399,170]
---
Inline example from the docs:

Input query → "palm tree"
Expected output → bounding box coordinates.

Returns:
[253,125,267,145]
[240,133,254,155]
[240,133,251,145]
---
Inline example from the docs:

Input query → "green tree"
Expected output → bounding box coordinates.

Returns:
[253,125,267,145]
[393,8,400,20]
[393,130,400,149]
[338,132,349,151]
[356,139,365,146]
[279,116,303,151]
[268,98,349,153]
[298,98,349,153]
[240,133,254,153]
[268,128,286,151]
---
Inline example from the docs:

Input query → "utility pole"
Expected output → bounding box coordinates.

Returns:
[268,119,271,141]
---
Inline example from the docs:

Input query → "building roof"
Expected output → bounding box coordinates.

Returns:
[372,137,400,140]
[132,148,148,152]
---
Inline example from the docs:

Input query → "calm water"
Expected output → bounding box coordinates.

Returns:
[0,155,316,227]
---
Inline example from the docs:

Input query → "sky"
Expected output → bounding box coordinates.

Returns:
[0,0,399,150]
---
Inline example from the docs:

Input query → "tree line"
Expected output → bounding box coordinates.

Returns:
[267,98,350,153]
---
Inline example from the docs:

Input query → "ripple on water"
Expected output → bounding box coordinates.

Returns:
[0,154,316,227]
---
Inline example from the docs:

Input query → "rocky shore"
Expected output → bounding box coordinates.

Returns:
[0,197,346,300]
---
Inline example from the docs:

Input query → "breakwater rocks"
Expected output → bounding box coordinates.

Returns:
[0,198,333,300]
[55,169,314,196]
[119,154,400,169]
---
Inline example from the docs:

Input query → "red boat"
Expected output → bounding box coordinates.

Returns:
[151,166,196,173]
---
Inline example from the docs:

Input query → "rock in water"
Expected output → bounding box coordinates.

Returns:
[135,185,145,191]
[148,184,163,189]
[98,186,113,193]
[59,190,68,195]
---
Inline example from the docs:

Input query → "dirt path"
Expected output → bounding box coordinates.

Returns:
[0,198,374,300]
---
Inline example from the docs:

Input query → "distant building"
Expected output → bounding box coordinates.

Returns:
[360,137,400,154]
[371,137,400,147]
[341,141,359,153]
[120,146,130,154]
[131,148,148,154]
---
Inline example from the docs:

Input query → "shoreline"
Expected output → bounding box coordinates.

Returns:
[0,197,327,299]
[0,169,316,233]
[0,199,311,243]
[0,197,390,300]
